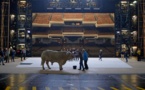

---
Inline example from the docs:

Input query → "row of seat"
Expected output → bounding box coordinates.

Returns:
[33,13,114,24]
[96,13,114,24]
[33,29,114,35]
[33,13,51,24]
[63,27,83,32]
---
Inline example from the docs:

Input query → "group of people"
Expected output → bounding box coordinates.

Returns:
[0,47,26,65]
[0,48,16,65]
[78,49,89,71]
[78,49,103,71]
[121,48,142,62]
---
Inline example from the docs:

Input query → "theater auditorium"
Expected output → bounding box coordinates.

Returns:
[1,0,144,58]
[0,0,145,90]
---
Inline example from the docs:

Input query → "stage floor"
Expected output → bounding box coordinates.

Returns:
[17,57,132,70]
[1,57,145,74]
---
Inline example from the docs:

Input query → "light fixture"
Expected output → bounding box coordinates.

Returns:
[133,0,137,4]
[27,30,31,33]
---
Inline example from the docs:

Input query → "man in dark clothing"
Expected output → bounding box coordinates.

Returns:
[0,49,5,65]
[22,48,26,60]
[124,51,128,62]
[20,49,23,61]
[11,49,16,62]
[5,48,9,63]
[78,50,85,71]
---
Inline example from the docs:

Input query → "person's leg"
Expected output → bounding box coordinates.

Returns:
[13,56,15,62]
[86,60,88,69]
[6,56,8,63]
[84,60,88,70]
[24,53,26,60]
[138,55,141,61]
[82,61,85,71]
[0,58,1,65]
[126,57,128,62]
[21,54,22,61]
[121,54,123,60]
[78,60,82,70]
[5,56,7,63]
[139,55,141,61]
[2,57,5,65]
[99,55,102,61]
[122,55,124,60]
[7,56,9,63]
[11,56,13,62]
[12,56,14,62]
[78,63,81,70]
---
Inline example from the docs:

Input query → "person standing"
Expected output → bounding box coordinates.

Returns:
[20,48,23,61]
[0,48,5,65]
[22,48,26,60]
[120,50,124,60]
[83,49,89,70]
[11,49,16,62]
[137,48,141,61]
[5,48,10,63]
[78,49,85,71]
[124,50,128,62]
[99,49,103,61]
